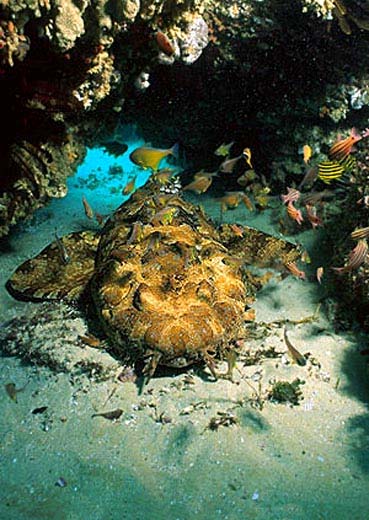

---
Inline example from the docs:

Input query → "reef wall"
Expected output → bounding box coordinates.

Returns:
[1,0,369,239]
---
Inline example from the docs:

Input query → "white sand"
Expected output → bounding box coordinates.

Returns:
[1,155,369,520]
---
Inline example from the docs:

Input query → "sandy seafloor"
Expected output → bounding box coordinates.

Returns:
[1,143,369,520]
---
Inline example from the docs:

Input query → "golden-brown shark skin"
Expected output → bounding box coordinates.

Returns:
[6,182,300,374]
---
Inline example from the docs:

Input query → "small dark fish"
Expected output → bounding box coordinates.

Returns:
[91,408,123,420]
[5,381,29,403]
[32,406,48,414]
[219,155,242,173]
[283,328,307,366]
[298,165,318,190]
[54,231,70,265]
[103,141,128,157]
[82,195,94,219]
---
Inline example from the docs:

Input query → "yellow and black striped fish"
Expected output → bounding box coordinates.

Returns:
[317,155,356,184]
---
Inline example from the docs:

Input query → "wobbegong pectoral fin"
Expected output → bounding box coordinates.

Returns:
[6,230,99,302]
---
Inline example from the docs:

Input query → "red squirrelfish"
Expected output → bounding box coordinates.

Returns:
[328,128,361,162]
[286,202,304,225]
[332,239,368,274]
[285,261,306,280]
[351,226,369,240]
[281,187,301,205]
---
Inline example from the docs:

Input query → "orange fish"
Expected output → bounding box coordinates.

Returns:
[155,31,175,56]
[218,192,253,212]
[351,226,369,240]
[129,143,179,171]
[285,261,306,280]
[286,202,304,225]
[123,177,136,195]
[154,168,175,185]
[328,128,361,162]
[183,173,214,194]
[229,224,244,237]
[332,239,368,274]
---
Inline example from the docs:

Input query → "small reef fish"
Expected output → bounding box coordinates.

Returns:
[317,160,345,184]
[301,249,311,264]
[286,202,304,225]
[305,204,323,229]
[79,333,101,348]
[332,239,368,274]
[95,212,106,226]
[91,409,123,420]
[283,328,307,366]
[298,166,318,190]
[328,128,361,162]
[214,141,234,156]
[229,223,244,237]
[302,189,334,206]
[303,144,312,164]
[237,169,256,187]
[150,206,178,226]
[5,381,29,403]
[153,168,176,185]
[155,31,175,56]
[281,187,300,205]
[54,231,70,265]
[316,266,324,284]
[129,143,179,171]
[183,172,215,194]
[122,176,136,195]
[218,192,253,211]
[82,195,94,219]
[242,147,253,168]
[127,221,144,244]
[351,226,369,241]
[285,261,306,280]
[219,155,242,173]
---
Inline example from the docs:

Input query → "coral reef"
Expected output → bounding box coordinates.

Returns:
[0,0,211,235]
[0,136,86,237]
[6,179,300,379]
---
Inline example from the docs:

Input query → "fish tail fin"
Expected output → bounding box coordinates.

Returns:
[170,143,179,160]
